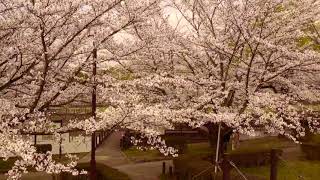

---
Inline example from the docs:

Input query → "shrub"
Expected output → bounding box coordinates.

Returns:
[301,143,320,160]
[164,136,187,154]
[120,136,133,150]
[35,144,52,153]
[120,130,139,150]
[0,158,17,173]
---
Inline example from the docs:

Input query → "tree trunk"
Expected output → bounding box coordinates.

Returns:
[206,122,219,148]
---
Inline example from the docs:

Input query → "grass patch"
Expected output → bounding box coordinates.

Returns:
[187,142,214,156]
[173,137,320,179]
[0,158,17,173]
[229,136,295,154]
[174,137,307,179]
[241,160,320,180]
[123,147,170,162]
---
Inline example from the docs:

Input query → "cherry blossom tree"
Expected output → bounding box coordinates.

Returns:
[0,0,165,179]
[124,0,320,147]
[1,0,320,178]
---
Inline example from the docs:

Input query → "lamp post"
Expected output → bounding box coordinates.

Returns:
[90,48,97,180]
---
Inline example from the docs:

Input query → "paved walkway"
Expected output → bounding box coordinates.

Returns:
[79,131,130,166]
[80,131,173,180]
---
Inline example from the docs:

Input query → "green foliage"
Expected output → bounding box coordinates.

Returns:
[204,107,214,113]
[296,23,320,52]
[297,104,320,112]
[97,106,109,113]
[77,71,89,79]
[103,67,134,80]
[244,45,252,59]
[296,36,313,47]
[252,18,264,28]
[274,4,285,12]
[76,71,90,83]
[313,44,320,51]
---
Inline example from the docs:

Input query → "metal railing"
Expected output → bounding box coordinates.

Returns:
[191,162,222,180]
[228,160,248,180]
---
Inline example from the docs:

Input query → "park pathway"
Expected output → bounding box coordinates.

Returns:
[79,131,130,166]
[80,131,173,180]
[0,131,171,180]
